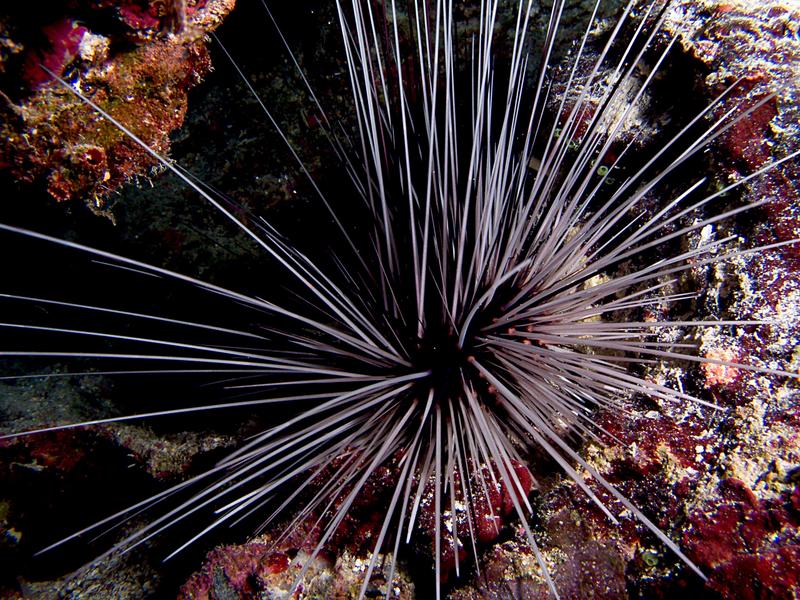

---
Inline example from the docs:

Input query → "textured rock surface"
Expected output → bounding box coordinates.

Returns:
[0,374,237,597]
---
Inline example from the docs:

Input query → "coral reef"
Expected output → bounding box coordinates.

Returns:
[0,0,235,210]
[0,0,798,598]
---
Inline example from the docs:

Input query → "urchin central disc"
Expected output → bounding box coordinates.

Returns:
[413,327,470,394]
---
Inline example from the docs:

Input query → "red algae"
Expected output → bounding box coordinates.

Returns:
[1,429,89,473]
[415,459,535,579]
[683,478,800,599]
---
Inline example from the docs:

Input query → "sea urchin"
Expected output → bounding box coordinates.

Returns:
[1,0,799,597]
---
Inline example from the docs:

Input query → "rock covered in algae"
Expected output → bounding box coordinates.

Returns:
[0,372,239,598]
[0,0,236,211]
[178,534,415,600]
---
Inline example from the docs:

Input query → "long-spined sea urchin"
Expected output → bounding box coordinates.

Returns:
[1,0,799,597]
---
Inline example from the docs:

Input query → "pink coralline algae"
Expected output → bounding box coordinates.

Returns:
[179,543,291,600]
[19,19,88,91]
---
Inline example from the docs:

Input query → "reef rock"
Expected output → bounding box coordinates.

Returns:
[0,0,236,211]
